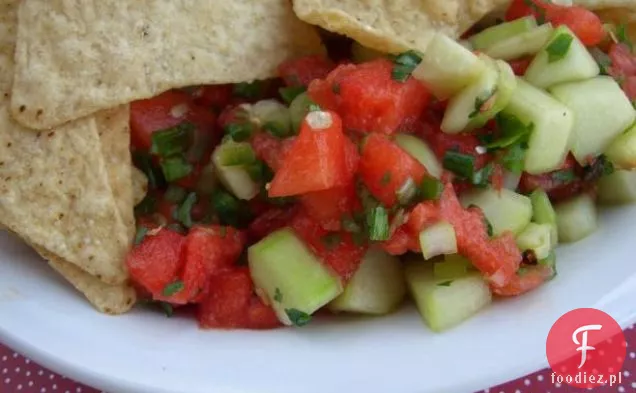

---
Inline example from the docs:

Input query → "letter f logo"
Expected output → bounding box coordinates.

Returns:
[572,324,603,369]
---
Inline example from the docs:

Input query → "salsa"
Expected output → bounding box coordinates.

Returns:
[126,2,636,331]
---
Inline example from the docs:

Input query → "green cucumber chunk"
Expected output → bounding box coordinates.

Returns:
[597,170,636,205]
[470,16,538,50]
[467,58,517,130]
[250,100,292,138]
[503,78,573,174]
[550,76,635,165]
[248,228,343,325]
[484,23,554,61]
[530,189,558,246]
[460,188,533,236]
[524,26,600,88]
[515,223,552,260]
[394,134,443,178]
[328,247,406,315]
[289,92,315,132]
[412,32,487,100]
[606,123,636,170]
[433,254,473,280]
[419,221,458,260]
[441,56,499,134]
[405,262,492,332]
[554,194,598,243]
[212,141,260,200]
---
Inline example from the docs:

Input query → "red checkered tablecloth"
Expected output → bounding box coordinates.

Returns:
[1,324,635,393]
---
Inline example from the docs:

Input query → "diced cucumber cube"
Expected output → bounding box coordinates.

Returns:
[516,223,552,260]
[460,188,533,236]
[441,56,499,134]
[250,100,292,138]
[503,79,573,174]
[470,16,538,50]
[351,42,385,63]
[467,58,517,130]
[554,194,598,243]
[550,76,636,165]
[606,123,636,170]
[525,26,599,88]
[597,170,636,205]
[433,255,473,280]
[394,134,442,178]
[328,247,406,315]
[530,189,558,246]
[212,142,260,200]
[419,221,458,260]
[405,262,492,332]
[248,228,343,325]
[484,23,554,61]
[412,33,487,100]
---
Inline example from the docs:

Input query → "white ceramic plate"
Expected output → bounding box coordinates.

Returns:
[1,205,636,393]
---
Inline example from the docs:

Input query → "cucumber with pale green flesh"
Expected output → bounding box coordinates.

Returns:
[606,123,636,170]
[248,228,343,325]
[516,223,552,260]
[405,262,492,332]
[502,79,573,174]
[466,58,517,130]
[433,254,473,280]
[550,76,635,166]
[212,141,260,200]
[524,26,599,88]
[441,57,499,134]
[484,23,554,61]
[328,248,406,315]
[419,221,458,260]
[470,16,538,50]
[412,33,487,100]
[250,100,292,138]
[289,92,315,131]
[597,170,636,205]
[554,194,598,243]
[460,188,532,236]
[394,134,442,178]
[530,189,558,246]
[351,42,385,63]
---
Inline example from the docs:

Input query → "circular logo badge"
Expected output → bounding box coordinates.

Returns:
[546,308,626,389]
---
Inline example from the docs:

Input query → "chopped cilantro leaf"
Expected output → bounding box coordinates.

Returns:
[175,192,197,228]
[487,113,533,151]
[160,154,193,182]
[285,308,312,327]
[159,302,174,317]
[162,281,184,297]
[500,143,527,174]
[366,206,390,241]
[274,288,283,303]
[546,33,573,63]
[150,123,195,158]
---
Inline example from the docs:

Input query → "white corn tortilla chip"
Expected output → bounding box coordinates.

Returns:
[292,0,510,54]
[573,0,636,9]
[11,0,325,130]
[131,167,148,207]
[0,0,131,285]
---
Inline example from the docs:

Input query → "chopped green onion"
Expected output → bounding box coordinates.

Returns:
[133,151,165,189]
[366,206,390,241]
[419,177,444,200]
[285,308,312,327]
[162,280,185,297]
[443,151,476,179]
[396,177,418,206]
[545,33,573,63]
[616,23,633,50]
[150,123,194,158]
[158,302,174,317]
[134,226,149,245]
[279,86,307,105]
[500,143,527,174]
[224,122,255,142]
[160,155,193,182]
[487,113,533,150]
[233,80,265,99]
[391,50,423,82]
[472,163,494,188]
[175,192,197,228]
[212,189,252,228]
[164,185,187,204]
[245,160,266,182]
[216,141,256,166]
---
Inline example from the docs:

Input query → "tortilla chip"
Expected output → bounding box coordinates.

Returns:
[292,0,510,54]
[10,0,325,130]
[0,0,130,285]
[573,0,636,9]
[596,6,636,41]
[131,167,148,207]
